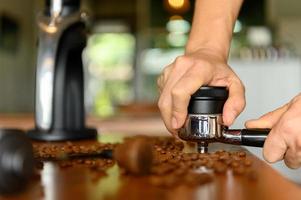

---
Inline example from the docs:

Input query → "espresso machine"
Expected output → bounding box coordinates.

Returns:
[179,86,270,153]
[27,0,97,141]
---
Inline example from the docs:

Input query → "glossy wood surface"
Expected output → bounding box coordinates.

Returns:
[0,115,300,200]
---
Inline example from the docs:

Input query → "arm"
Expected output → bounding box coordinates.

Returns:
[186,0,243,58]
[158,0,245,135]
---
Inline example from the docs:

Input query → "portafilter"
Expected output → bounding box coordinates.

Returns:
[179,86,270,153]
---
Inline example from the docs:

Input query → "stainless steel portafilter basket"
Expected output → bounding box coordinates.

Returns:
[178,86,270,153]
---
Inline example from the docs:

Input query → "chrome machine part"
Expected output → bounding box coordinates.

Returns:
[35,1,84,130]
[178,86,269,153]
[179,114,223,142]
[179,114,224,153]
[222,129,242,145]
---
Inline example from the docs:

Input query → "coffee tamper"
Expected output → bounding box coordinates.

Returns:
[0,129,34,194]
[179,86,270,153]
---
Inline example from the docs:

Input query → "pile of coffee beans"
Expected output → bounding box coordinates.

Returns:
[139,137,256,188]
[32,136,258,189]
[33,141,116,171]
[33,141,116,159]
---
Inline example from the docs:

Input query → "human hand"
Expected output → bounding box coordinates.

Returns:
[246,94,301,169]
[157,48,245,135]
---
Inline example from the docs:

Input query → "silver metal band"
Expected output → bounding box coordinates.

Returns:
[178,114,224,141]
[221,129,242,145]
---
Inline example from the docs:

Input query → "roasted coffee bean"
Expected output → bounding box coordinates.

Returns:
[218,152,230,161]
[182,154,191,161]
[205,161,214,169]
[215,150,226,155]
[209,154,219,161]
[231,161,240,168]
[160,150,166,155]
[66,141,73,146]
[195,159,208,166]
[168,158,180,165]
[186,161,194,168]
[155,147,162,152]
[198,153,209,159]
[190,153,198,161]
[238,151,247,158]
[232,155,242,161]
[224,158,233,166]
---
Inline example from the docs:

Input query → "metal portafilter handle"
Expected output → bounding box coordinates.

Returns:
[178,86,270,153]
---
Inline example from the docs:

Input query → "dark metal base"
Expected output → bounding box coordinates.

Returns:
[27,128,97,141]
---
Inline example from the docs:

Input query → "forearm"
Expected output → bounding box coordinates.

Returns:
[186,0,243,60]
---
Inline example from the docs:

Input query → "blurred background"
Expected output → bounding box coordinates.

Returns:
[1,0,301,182]
[1,0,300,115]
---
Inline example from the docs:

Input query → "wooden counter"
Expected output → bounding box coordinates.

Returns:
[0,114,167,136]
[0,115,300,200]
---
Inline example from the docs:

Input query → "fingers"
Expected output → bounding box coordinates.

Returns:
[284,146,301,169]
[261,99,301,168]
[281,98,301,168]
[158,56,194,135]
[222,78,245,126]
[157,65,172,93]
[158,53,245,136]
[242,94,301,169]
[262,128,287,163]
[158,94,176,135]
[245,104,289,129]
[170,64,214,129]
[243,104,289,164]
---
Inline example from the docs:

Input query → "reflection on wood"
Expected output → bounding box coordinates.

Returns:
[0,116,300,200]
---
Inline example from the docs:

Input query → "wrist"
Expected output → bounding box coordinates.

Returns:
[184,45,229,63]
[185,0,242,61]
[185,17,233,61]
[185,42,229,62]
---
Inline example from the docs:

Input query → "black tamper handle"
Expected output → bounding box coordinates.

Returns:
[241,129,270,147]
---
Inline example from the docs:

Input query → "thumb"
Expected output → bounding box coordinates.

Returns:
[245,104,289,129]
[222,79,245,126]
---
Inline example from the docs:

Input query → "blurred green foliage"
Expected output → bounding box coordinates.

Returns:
[85,33,135,117]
